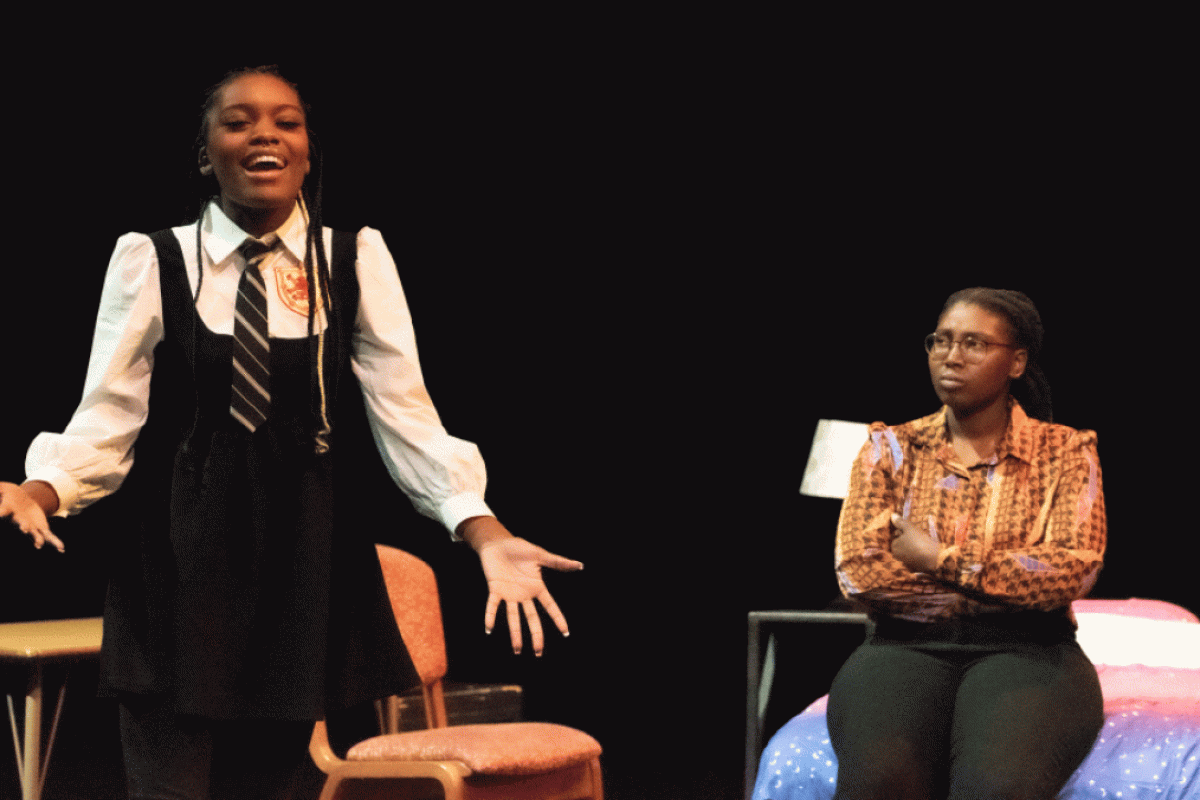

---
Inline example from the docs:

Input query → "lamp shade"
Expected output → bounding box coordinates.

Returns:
[799,419,869,499]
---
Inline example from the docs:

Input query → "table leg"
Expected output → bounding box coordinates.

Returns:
[12,661,42,800]
[5,662,66,800]
[8,693,23,794]
[40,678,67,799]
[745,616,761,800]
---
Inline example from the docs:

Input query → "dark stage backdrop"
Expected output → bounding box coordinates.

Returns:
[1,42,1190,799]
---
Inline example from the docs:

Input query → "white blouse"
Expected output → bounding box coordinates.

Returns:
[26,203,492,537]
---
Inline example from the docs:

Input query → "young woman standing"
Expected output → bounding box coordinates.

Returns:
[0,66,582,799]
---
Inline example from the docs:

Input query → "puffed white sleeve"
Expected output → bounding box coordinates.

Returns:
[25,233,164,515]
[351,227,493,538]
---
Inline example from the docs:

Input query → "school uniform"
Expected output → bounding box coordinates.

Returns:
[26,203,491,797]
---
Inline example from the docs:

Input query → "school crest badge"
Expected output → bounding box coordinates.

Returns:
[273,266,312,317]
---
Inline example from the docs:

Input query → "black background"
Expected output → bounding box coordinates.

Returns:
[1,20,1191,799]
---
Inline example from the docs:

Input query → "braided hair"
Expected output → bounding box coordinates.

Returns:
[190,65,337,450]
[939,288,1053,422]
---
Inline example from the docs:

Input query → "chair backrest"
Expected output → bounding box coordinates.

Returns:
[375,544,448,685]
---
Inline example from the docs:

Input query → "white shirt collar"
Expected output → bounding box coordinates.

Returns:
[203,201,308,269]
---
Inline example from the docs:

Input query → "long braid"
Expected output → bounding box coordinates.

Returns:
[300,132,335,452]
[940,288,1053,422]
[181,199,211,448]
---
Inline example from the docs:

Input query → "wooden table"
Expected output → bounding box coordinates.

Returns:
[0,618,103,800]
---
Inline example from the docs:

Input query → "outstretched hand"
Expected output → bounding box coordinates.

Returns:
[1,481,65,553]
[459,517,583,656]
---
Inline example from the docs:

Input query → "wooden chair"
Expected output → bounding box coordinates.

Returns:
[310,545,603,800]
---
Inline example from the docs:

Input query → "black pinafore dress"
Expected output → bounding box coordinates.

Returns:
[97,227,418,721]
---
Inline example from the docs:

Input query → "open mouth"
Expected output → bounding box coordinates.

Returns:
[243,154,286,172]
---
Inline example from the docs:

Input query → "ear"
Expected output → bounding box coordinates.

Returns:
[198,148,214,176]
[1009,349,1028,380]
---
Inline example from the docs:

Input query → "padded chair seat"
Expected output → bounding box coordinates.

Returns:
[347,721,602,776]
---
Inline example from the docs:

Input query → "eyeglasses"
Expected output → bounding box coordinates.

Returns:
[924,333,1017,363]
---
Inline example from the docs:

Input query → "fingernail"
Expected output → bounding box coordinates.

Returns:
[534,650,543,658]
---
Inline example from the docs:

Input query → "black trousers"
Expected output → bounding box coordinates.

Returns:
[119,695,312,800]
[826,615,1104,800]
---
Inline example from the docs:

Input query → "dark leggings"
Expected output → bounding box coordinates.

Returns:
[827,635,1104,800]
[119,695,312,800]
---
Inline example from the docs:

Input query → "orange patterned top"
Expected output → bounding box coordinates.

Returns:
[835,400,1106,623]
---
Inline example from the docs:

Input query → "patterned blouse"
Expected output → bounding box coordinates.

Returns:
[835,400,1106,623]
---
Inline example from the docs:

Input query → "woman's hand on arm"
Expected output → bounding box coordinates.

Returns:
[890,513,939,574]
[457,516,583,657]
[0,481,64,552]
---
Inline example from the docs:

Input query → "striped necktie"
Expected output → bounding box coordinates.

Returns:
[230,234,279,432]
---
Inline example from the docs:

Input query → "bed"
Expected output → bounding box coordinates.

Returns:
[752,598,1200,800]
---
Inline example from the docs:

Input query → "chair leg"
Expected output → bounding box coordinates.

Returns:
[590,756,605,800]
